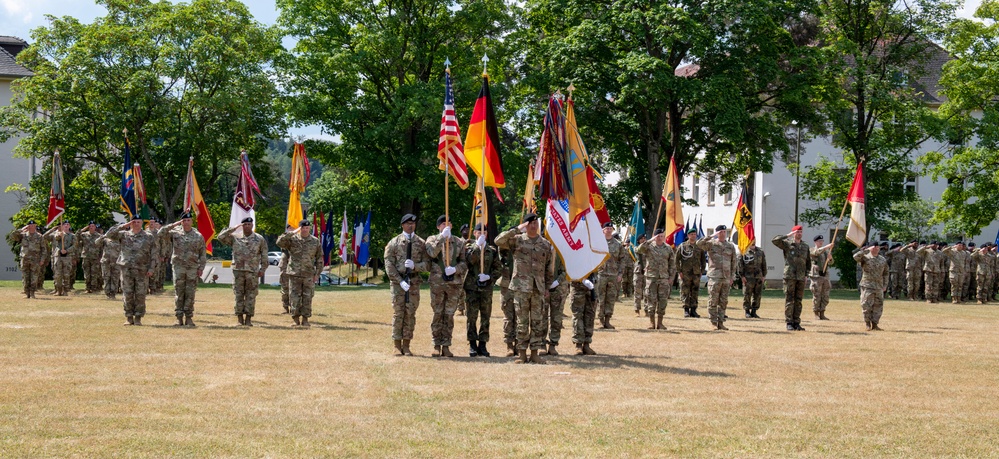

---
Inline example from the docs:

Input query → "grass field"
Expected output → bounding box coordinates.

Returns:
[1,280,997,458]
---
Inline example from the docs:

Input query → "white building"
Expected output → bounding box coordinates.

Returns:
[1,36,40,280]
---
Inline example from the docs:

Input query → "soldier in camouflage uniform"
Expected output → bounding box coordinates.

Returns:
[12,220,45,298]
[637,228,674,330]
[69,224,82,291]
[887,244,906,300]
[918,242,945,303]
[145,219,163,294]
[901,241,922,301]
[498,244,517,356]
[697,225,739,331]
[96,228,121,300]
[570,272,598,355]
[738,239,767,318]
[942,241,970,304]
[632,234,647,317]
[854,244,889,331]
[277,220,324,328]
[773,225,810,331]
[159,212,207,326]
[43,221,77,296]
[621,240,635,298]
[425,215,468,358]
[456,224,469,317]
[464,224,502,357]
[35,230,49,293]
[966,242,977,302]
[594,222,626,329]
[543,250,569,356]
[972,244,993,303]
[495,213,554,365]
[384,214,428,356]
[76,222,104,293]
[216,217,269,326]
[675,227,704,318]
[809,235,834,320]
[106,217,159,325]
[279,224,292,313]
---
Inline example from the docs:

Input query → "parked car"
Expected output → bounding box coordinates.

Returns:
[267,252,282,265]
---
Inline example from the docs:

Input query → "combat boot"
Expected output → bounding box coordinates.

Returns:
[656,315,665,330]
[434,345,442,357]
[441,346,453,358]
[819,311,829,320]
[477,341,490,357]
[244,315,253,327]
[174,316,185,327]
[394,340,404,355]
[300,317,311,328]
[604,314,615,329]
[133,316,142,326]
[648,314,656,329]
[547,344,558,356]
[292,315,301,326]
[599,316,608,329]
[751,309,761,318]
[745,310,752,318]
[529,349,546,364]
[185,316,196,327]
[871,322,883,331]
[506,342,516,357]
[690,308,701,318]
[683,307,691,318]
[582,343,596,355]
[865,320,872,331]
[237,314,245,326]
[124,316,134,326]
[635,309,642,317]
[402,339,413,356]
[575,343,585,355]
[469,341,479,357]
[717,321,728,331]
[514,349,528,364]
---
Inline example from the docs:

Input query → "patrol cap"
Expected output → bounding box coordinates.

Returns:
[653,228,665,236]
[791,225,803,232]
[400,213,417,224]
[814,235,824,242]
[436,215,449,226]
[180,211,193,219]
[602,221,614,229]
[523,213,538,223]
[715,224,727,232]
[27,220,36,225]
[241,217,253,223]
[299,219,311,227]
[474,223,484,231]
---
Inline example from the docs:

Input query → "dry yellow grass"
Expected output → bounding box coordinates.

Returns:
[0,281,997,458]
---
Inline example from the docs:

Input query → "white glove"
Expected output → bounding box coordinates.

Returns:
[445,266,457,276]
[478,273,490,282]
[550,280,560,290]
[441,226,451,238]
[404,259,415,269]
[400,281,410,292]
[476,235,486,247]
[583,279,594,290]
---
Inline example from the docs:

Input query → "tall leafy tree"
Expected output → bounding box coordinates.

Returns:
[0,0,285,221]
[514,0,825,223]
[921,0,999,238]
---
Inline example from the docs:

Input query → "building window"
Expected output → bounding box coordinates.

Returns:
[692,174,700,203]
[905,176,917,194]
[707,175,716,206]
[723,188,732,205]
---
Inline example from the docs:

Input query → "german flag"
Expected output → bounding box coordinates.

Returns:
[464,75,505,189]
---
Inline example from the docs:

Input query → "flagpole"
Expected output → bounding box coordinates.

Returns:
[824,159,864,272]
[651,156,672,237]
[479,53,489,274]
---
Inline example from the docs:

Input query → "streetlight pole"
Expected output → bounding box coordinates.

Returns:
[792,120,801,226]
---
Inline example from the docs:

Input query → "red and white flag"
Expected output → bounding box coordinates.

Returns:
[845,163,866,247]
[438,67,468,189]
[338,210,349,263]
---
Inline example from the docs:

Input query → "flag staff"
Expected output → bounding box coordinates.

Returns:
[651,155,673,237]
[443,61,452,272]
[478,53,490,274]
[824,159,865,272]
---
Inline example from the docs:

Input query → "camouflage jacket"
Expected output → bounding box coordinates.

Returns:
[499,248,514,289]
[217,226,268,272]
[738,246,767,279]
[598,237,626,278]
[464,243,503,291]
[918,246,945,273]
[854,250,889,290]
[696,236,738,280]
[972,250,992,275]
[633,251,645,275]
[76,229,103,260]
[809,246,832,278]
[902,246,922,272]
[636,240,674,279]
[276,232,324,278]
[674,240,705,276]
[106,223,159,272]
[13,230,45,263]
[97,235,121,264]
[494,228,553,294]
[383,232,428,284]
[772,235,810,280]
[942,247,971,275]
[621,247,635,275]
[43,227,76,260]
[426,234,468,285]
[159,222,208,271]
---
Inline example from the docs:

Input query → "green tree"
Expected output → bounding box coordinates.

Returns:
[514,0,825,224]
[880,197,939,242]
[0,0,285,221]
[921,0,999,238]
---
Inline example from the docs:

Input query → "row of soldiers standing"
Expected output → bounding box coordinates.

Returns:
[882,240,999,305]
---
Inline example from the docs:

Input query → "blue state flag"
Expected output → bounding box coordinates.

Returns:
[697,214,705,239]
[356,211,371,266]
[322,209,336,265]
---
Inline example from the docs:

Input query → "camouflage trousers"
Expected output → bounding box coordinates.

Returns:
[70,259,78,288]
[456,288,466,314]
[288,275,316,318]
[967,273,976,302]
[82,257,102,293]
[707,278,731,325]
[949,272,968,303]
[543,283,569,346]
[743,277,763,312]
[810,276,830,313]
[150,262,166,294]
[52,256,73,295]
[121,268,149,318]
[391,280,421,340]
[644,277,671,316]
[633,272,645,312]
[514,290,546,351]
[233,270,260,316]
[35,261,46,292]
[465,288,493,343]
[679,274,699,311]
[977,273,991,303]
[430,282,462,347]
[20,258,41,297]
[860,287,884,324]
[783,278,806,326]
[596,274,619,318]
[102,261,121,298]
[173,267,199,317]
[924,272,943,302]
[500,286,516,344]
[570,284,596,344]
[622,275,633,297]
[280,272,290,311]
[906,269,922,300]
[888,271,905,299]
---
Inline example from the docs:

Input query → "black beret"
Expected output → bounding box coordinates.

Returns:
[891,243,901,249]
[637,233,647,240]
[459,224,469,232]
[436,215,449,226]
[956,240,965,245]
[241,217,254,223]
[400,213,417,224]
[715,224,727,231]
[27,220,36,225]
[474,223,484,231]
[814,235,824,242]
[89,220,95,225]
[131,215,142,221]
[602,221,614,229]
[299,219,311,227]
[653,228,665,236]
[968,242,976,247]
[523,213,538,223]
[180,212,193,219]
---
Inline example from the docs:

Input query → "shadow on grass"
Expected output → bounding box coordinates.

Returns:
[552,354,734,377]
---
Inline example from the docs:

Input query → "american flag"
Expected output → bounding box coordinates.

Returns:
[438,69,468,189]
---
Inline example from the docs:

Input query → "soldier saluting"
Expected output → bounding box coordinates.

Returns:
[773,225,810,331]
[276,219,324,328]
[106,216,159,325]
[12,220,45,298]
[384,214,428,356]
[159,212,207,327]
[216,217,269,326]
[495,213,554,364]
